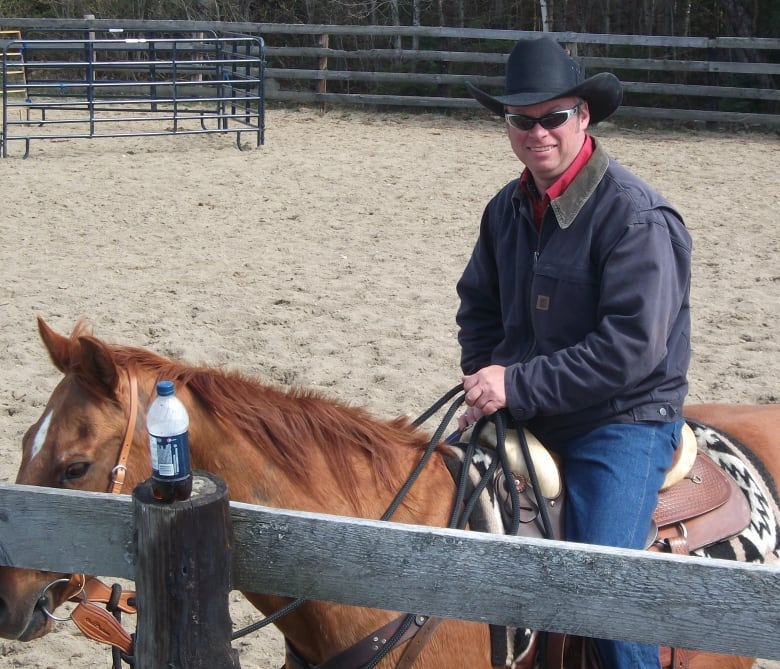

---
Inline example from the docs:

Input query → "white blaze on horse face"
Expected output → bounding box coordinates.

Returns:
[30,410,53,461]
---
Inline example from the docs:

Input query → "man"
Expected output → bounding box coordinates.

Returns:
[457,35,692,668]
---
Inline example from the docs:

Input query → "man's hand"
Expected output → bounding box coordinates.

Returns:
[461,365,507,426]
[457,405,484,431]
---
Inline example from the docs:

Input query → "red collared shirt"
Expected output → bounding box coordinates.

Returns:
[520,135,594,231]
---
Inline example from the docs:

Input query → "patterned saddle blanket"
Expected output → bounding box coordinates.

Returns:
[688,420,780,562]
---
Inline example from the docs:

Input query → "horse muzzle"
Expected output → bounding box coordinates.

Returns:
[0,568,66,641]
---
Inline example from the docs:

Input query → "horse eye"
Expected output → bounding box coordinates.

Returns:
[63,462,91,481]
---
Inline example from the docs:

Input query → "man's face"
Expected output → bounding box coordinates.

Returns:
[505,96,591,191]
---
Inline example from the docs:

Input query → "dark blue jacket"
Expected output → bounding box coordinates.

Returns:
[456,139,692,446]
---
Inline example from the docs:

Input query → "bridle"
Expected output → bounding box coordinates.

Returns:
[109,367,139,495]
[38,367,141,664]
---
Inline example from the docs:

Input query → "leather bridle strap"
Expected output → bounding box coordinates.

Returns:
[394,616,444,669]
[64,367,139,660]
[109,368,139,495]
[315,614,425,669]
[285,614,438,669]
[71,597,134,655]
[64,576,136,656]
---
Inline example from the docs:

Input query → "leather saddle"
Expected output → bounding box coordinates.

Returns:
[467,421,751,555]
[461,421,752,669]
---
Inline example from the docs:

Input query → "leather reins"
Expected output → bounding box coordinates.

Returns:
[252,385,471,669]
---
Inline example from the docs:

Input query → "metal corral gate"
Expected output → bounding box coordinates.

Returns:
[1,29,265,157]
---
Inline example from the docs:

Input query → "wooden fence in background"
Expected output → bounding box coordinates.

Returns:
[2,475,780,666]
[2,18,779,127]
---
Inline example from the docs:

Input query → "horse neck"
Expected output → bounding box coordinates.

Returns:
[175,390,275,505]
[172,376,457,520]
[161,379,346,512]
[161,379,464,662]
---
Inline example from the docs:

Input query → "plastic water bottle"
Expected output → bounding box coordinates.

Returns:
[146,380,192,502]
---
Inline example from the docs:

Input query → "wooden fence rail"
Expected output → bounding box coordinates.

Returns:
[1,479,780,663]
[2,18,779,126]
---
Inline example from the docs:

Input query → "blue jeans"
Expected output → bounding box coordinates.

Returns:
[552,420,682,669]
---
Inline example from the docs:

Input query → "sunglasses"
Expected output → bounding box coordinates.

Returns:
[504,105,580,131]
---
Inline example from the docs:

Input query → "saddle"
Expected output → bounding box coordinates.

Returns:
[461,421,752,669]
[467,421,751,554]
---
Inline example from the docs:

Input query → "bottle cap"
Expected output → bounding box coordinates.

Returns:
[156,380,175,396]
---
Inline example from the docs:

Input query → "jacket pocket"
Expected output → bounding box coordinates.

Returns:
[531,261,598,350]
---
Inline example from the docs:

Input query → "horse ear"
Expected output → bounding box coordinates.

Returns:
[37,316,77,374]
[37,317,120,400]
[76,336,121,401]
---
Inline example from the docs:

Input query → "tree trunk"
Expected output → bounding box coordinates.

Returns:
[412,0,420,50]
[683,0,692,35]
[720,0,753,36]
[390,0,401,50]
[540,0,551,31]
[719,0,776,88]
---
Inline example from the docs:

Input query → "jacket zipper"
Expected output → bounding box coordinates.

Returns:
[524,215,544,362]
[532,211,545,269]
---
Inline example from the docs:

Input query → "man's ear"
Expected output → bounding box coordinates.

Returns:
[579,101,591,130]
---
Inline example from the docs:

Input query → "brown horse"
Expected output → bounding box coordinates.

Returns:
[0,318,776,669]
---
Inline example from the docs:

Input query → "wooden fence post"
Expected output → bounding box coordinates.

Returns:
[132,472,240,669]
[317,33,329,111]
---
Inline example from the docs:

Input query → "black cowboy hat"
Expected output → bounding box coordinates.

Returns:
[466,34,623,125]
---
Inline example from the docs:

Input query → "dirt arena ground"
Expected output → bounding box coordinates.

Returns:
[0,107,778,667]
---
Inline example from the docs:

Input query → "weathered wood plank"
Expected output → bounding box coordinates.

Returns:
[0,483,135,578]
[265,89,481,109]
[582,56,780,75]
[2,483,779,658]
[262,47,780,77]
[2,19,779,126]
[264,67,780,103]
[262,89,780,126]
[6,20,780,50]
[616,105,780,126]
[229,502,780,659]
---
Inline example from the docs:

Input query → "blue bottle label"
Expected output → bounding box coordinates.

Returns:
[149,432,191,480]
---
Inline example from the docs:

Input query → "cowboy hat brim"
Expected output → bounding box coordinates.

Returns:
[466,72,623,125]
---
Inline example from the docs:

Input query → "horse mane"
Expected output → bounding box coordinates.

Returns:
[103,340,435,509]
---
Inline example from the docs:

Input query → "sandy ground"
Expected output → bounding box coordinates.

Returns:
[0,107,778,667]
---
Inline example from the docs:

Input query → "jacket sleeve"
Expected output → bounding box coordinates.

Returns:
[456,204,504,375]
[505,207,691,421]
